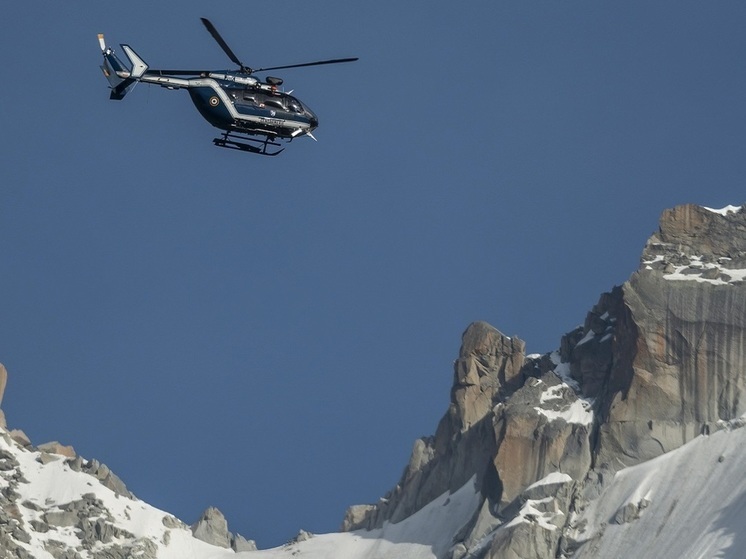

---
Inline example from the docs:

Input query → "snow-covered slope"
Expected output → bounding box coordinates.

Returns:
[4,203,746,559]
[0,425,479,559]
[567,417,746,559]
[245,478,480,559]
[0,428,237,559]
[6,416,746,559]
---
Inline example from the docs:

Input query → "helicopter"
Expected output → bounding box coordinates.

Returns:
[98,18,357,155]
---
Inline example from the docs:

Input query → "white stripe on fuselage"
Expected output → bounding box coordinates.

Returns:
[138,75,311,132]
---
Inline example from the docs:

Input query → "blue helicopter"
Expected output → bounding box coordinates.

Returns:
[99,18,357,155]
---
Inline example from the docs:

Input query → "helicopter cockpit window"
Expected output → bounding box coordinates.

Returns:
[288,99,303,113]
[264,99,285,110]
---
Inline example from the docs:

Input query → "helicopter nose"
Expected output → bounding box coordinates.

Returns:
[310,116,319,129]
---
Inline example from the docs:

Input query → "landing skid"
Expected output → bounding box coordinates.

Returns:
[213,132,285,156]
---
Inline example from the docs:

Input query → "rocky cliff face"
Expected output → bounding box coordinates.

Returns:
[1,203,744,559]
[343,203,746,559]
[596,204,746,471]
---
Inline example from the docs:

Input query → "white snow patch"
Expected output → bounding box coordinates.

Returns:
[641,253,746,285]
[549,351,580,392]
[662,256,746,285]
[534,355,594,425]
[526,472,572,491]
[703,204,743,215]
[540,384,565,403]
[642,254,665,271]
[504,497,563,532]
[535,398,594,425]
[575,331,595,347]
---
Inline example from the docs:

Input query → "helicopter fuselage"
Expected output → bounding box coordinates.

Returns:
[99,19,356,155]
[140,71,319,139]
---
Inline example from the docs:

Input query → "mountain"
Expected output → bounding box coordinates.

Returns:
[1,203,745,559]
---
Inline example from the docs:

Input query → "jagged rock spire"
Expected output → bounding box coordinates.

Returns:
[343,204,746,559]
[0,364,7,408]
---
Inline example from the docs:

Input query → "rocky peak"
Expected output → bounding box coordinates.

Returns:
[343,203,746,559]
[190,506,257,552]
[591,204,746,473]
[642,203,746,282]
[191,507,231,548]
[1,203,745,559]
[651,204,746,255]
[340,322,527,532]
[451,322,526,432]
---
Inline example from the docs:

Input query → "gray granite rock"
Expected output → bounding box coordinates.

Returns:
[191,507,231,548]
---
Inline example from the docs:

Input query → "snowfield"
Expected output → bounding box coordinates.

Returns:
[4,415,746,558]
[568,416,746,559]
[0,431,232,559]
[245,477,480,559]
[0,427,479,559]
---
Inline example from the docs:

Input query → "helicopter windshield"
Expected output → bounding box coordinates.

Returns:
[239,91,310,116]
[287,97,303,114]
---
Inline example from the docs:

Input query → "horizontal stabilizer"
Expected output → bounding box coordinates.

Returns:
[109,78,137,100]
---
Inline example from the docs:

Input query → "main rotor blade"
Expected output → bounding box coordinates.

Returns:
[254,57,359,73]
[200,17,250,72]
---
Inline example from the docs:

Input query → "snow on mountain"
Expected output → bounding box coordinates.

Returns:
[642,253,746,285]
[642,203,746,285]
[3,203,746,559]
[567,416,746,559]
[5,415,746,559]
[0,427,235,559]
[246,477,480,559]
[0,423,479,559]
[704,204,743,215]
[535,379,594,425]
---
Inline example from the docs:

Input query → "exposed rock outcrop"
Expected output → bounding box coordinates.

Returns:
[1,203,744,559]
[189,505,257,552]
[491,374,592,510]
[191,507,231,548]
[343,203,746,559]
[0,364,7,409]
[37,441,77,459]
[0,364,8,431]
[593,205,746,472]
[232,532,258,552]
[343,322,528,532]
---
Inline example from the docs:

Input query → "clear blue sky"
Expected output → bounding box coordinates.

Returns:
[1,1,745,549]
